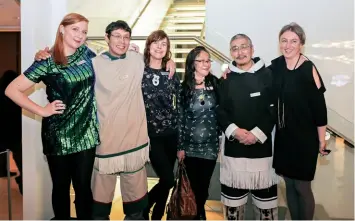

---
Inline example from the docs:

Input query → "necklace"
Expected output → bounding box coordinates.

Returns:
[196,80,204,85]
[293,54,302,70]
[198,90,205,105]
[278,54,302,129]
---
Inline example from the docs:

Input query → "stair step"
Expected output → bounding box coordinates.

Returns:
[172,2,205,7]
[170,40,198,45]
[162,17,205,23]
[160,0,206,73]
[170,5,206,11]
[167,11,205,17]
[171,48,193,53]
[176,68,185,73]
[164,31,201,36]
[163,24,203,30]
[172,58,188,63]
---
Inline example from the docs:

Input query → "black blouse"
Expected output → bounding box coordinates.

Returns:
[178,87,220,160]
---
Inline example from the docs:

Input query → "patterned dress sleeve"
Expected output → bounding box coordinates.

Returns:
[23,60,49,83]
[85,46,97,59]
[175,74,185,151]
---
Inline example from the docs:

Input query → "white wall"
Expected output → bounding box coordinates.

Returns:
[21,0,68,219]
[206,0,354,142]
[67,0,146,37]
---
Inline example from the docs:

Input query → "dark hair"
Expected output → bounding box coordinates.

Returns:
[144,30,171,69]
[181,46,219,106]
[105,20,132,37]
[53,13,89,65]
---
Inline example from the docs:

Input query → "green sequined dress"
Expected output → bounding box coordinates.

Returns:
[23,45,100,155]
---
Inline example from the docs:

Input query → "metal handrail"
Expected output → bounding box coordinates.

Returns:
[327,124,354,147]
[200,21,206,40]
[131,0,151,30]
[87,35,353,146]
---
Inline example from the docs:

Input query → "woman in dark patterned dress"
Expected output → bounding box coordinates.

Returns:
[5,13,100,220]
[141,30,181,220]
[177,46,221,220]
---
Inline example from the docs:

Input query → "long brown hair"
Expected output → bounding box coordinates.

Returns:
[144,30,171,69]
[52,13,89,65]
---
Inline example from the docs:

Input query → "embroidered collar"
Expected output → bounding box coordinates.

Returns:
[103,51,126,60]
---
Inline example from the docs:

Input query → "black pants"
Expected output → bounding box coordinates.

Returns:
[146,134,177,220]
[47,148,96,220]
[0,141,22,194]
[284,176,315,220]
[184,156,216,219]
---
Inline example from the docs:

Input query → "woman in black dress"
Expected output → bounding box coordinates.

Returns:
[270,22,328,220]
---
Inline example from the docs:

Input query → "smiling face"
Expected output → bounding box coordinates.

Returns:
[149,37,168,61]
[230,37,254,67]
[61,21,88,51]
[194,50,211,78]
[279,30,303,59]
[105,28,130,57]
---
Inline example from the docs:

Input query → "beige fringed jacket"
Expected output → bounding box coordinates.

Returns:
[92,51,149,174]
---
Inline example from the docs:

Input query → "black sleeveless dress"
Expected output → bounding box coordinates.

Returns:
[270,56,327,181]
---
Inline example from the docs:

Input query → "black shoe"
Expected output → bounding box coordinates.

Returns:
[194,212,206,220]
[0,171,17,178]
[92,201,112,220]
[143,209,149,220]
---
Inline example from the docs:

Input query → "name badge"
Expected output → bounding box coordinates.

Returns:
[76,60,86,65]
[250,92,261,97]
[119,74,128,80]
[161,71,169,76]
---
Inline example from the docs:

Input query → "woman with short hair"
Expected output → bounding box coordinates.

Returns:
[271,22,328,220]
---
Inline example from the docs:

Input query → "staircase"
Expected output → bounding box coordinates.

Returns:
[160,0,206,79]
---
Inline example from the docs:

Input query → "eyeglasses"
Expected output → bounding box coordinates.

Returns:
[110,34,131,42]
[230,44,251,53]
[194,59,212,64]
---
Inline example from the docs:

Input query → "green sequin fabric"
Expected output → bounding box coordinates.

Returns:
[24,45,100,155]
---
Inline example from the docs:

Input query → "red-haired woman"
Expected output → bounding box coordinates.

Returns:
[5,13,100,220]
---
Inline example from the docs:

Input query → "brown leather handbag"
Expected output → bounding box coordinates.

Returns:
[167,161,197,220]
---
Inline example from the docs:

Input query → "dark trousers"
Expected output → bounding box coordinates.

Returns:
[47,148,96,220]
[284,176,315,220]
[146,134,177,220]
[184,156,216,219]
[0,141,22,194]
